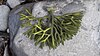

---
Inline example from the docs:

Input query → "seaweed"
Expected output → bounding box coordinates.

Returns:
[20,8,83,49]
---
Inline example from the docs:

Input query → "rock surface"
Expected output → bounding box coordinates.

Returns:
[3,45,9,56]
[32,1,84,17]
[7,0,21,8]
[0,32,9,56]
[97,0,100,50]
[32,2,48,18]
[0,5,10,31]
[8,3,34,56]
[9,1,100,56]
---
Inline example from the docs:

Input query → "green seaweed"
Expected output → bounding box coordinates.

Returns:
[20,8,83,49]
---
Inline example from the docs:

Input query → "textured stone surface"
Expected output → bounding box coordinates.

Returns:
[8,3,34,56]
[32,2,48,18]
[7,0,21,8]
[32,1,84,17]
[9,1,100,56]
[97,0,100,51]
[0,5,10,31]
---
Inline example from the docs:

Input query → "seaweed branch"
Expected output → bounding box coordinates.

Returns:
[20,8,83,49]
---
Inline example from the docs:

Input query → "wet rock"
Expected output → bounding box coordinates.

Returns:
[0,5,10,31]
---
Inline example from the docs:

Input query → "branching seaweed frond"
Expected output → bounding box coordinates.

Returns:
[20,8,83,49]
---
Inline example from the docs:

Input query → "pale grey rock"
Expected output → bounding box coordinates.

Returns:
[66,0,73,3]
[97,0,100,11]
[3,45,9,56]
[9,1,100,56]
[97,0,100,50]
[98,23,100,48]
[8,3,34,56]
[32,1,84,17]
[55,2,84,15]
[32,2,48,18]
[0,5,10,31]
[7,0,21,8]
